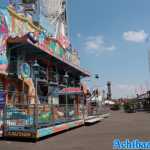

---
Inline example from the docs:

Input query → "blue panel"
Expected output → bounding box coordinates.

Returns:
[37,127,54,138]
[0,0,9,9]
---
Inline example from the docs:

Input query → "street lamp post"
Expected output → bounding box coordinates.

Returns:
[32,60,40,129]
[95,74,99,80]
[64,72,69,121]
[94,74,100,115]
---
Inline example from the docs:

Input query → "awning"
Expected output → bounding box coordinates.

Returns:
[56,87,83,95]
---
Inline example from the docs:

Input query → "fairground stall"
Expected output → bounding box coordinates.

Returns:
[0,0,90,139]
[84,88,110,124]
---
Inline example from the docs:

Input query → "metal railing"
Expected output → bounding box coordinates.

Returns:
[87,101,109,116]
[3,103,81,130]
[2,90,110,132]
[4,105,34,129]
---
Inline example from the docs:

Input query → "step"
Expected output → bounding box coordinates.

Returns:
[0,130,2,137]
[85,116,103,124]
[100,113,111,118]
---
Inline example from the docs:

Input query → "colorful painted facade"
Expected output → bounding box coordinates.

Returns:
[0,1,90,139]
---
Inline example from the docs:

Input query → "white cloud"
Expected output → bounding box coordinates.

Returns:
[123,30,148,43]
[77,33,81,38]
[84,35,116,56]
[110,82,150,98]
[112,83,137,98]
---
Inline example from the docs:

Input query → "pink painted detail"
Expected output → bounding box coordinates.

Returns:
[0,16,8,33]
[57,35,70,49]
[0,64,8,71]
[49,49,53,56]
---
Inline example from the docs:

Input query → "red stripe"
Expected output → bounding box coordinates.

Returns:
[53,124,69,133]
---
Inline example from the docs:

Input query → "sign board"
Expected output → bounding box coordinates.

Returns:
[5,131,35,138]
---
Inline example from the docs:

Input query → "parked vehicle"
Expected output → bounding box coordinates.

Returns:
[123,102,136,113]
[110,103,120,111]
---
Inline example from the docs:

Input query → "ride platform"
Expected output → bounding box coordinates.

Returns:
[84,116,103,125]
[3,120,84,139]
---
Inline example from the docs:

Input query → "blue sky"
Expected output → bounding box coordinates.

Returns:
[68,0,150,98]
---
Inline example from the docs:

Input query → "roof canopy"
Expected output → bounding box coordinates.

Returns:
[7,35,90,77]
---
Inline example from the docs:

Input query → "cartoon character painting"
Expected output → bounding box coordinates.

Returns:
[0,11,8,73]
[0,12,8,34]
